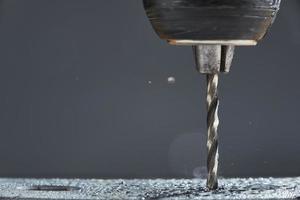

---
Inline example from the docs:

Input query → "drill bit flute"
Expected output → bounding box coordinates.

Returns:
[206,73,219,189]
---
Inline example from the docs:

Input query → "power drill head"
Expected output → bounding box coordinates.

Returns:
[143,1,281,189]
[143,0,281,46]
[143,0,281,74]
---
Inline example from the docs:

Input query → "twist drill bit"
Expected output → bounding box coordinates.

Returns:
[194,45,234,190]
[206,73,220,190]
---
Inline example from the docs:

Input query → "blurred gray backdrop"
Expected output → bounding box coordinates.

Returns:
[0,0,299,179]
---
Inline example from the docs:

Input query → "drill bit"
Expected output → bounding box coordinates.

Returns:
[206,73,219,190]
[194,45,234,190]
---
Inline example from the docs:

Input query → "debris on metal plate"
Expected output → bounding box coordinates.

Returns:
[0,177,299,199]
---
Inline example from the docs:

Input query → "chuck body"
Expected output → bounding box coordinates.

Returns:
[143,0,281,45]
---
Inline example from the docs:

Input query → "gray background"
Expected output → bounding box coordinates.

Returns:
[0,0,298,179]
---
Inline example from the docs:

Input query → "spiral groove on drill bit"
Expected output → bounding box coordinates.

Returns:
[194,45,234,190]
[206,73,220,190]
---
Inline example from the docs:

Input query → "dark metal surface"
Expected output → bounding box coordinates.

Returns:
[0,178,299,199]
[143,0,281,41]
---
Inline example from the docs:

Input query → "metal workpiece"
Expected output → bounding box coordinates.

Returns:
[0,177,299,200]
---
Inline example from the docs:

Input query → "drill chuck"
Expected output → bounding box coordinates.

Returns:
[143,0,281,46]
[194,45,235,74]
